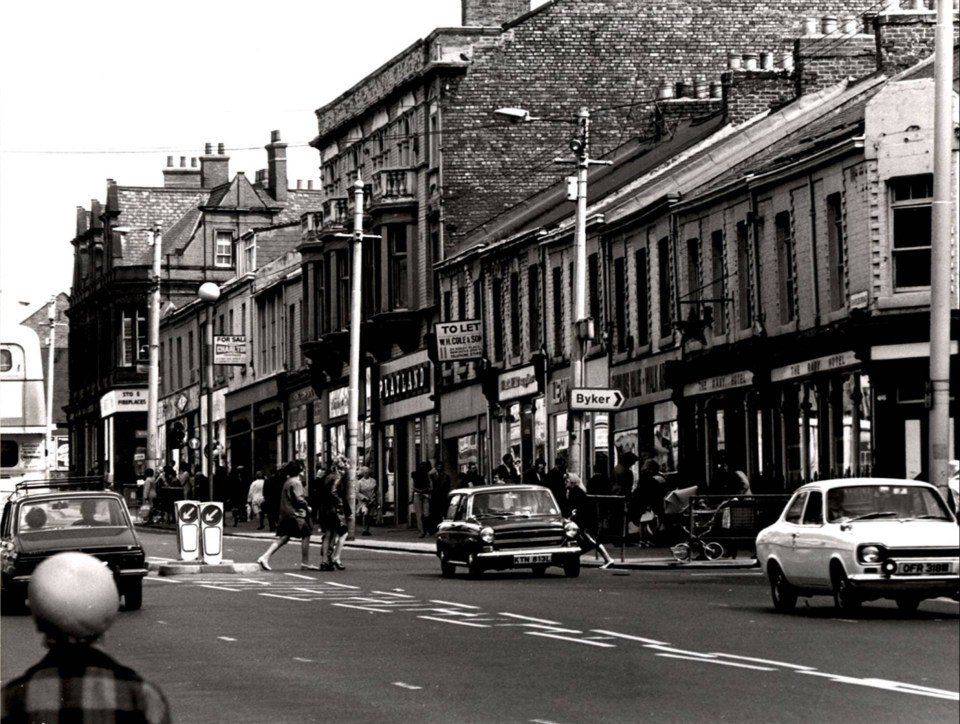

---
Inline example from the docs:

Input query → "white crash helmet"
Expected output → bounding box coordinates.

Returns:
[29,552,119,641]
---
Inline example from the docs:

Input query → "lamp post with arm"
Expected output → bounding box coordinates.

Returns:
[198,282,221,490]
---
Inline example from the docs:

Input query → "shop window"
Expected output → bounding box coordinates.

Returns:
[657,237,672,338]
[826,193,845,310]
[215,231,234,268]
[528,265,541,352]
[635,248,649,346]
[776,211,796,324]
[710,230,726,335]
[890,175,932,290]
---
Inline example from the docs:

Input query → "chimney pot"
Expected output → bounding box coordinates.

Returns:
[297,179,302,189]
[191,157,197,168]
[694,76,710,98]
[218,143,225,155]
[760,51,774,70]
[842,15,859,34]
[802,17,818,35]
[710,81,722,99]
[742,52,759,71]
[204,142,213,155]
[821,16,838,35]
[728,52,743,69]
[167,156,174,167]
[271,130,281,143]
[180,156,186,168]
[781,52,795,72]
[657,79,675,99]
[308,180,314,190]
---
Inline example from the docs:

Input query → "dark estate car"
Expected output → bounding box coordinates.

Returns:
[1,483,148,611]
[436,484,582,578]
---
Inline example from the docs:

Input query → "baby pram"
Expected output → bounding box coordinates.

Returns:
[664,485,728,561]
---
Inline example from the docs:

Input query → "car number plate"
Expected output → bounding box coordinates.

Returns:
[515,554,551,564]
[896,561,955,575]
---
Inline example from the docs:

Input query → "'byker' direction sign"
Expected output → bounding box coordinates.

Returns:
[569,388,625,412]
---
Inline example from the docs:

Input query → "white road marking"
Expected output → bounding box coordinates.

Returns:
[293,657,314,663]
[498,612,561,625]
[145,577,180,583]
[418,616,491,628]
[217,636,237,642]
[373,591,415,598]
[711,653,816,670]
[238,578,271,585]
[592,630,668,646]
[260,593,313,601]
[530,719,561,724]
[656,653,775,671]
[322,581,360,589]
[645,644,717,658]
[429,599,479,609]
[283,573,317,580]
[799,671,959,701]
[522,623,583,634]
[332,603,393,613]
[393,682,422,690]
[198,585,242,592]
[525,631,616,648]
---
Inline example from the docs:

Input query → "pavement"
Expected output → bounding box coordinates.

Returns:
[138,513,760,575]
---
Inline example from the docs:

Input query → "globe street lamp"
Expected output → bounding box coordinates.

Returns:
[198,281,221,487]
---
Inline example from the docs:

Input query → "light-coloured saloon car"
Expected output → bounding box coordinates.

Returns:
[756,478,959,613]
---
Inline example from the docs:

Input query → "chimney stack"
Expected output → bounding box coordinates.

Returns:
[265,130,288,203]
[201,142,230,188]
[794,15,877,96]
[163,154,201,188]
[461,0,529,26]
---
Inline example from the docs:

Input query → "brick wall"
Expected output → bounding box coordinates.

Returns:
[462,0,531,26]
[722,69,796,126]
[874,11,952,74]
[794,35,878,96]
[440,0,879,253]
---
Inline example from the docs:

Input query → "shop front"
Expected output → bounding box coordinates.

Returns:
[376,351,435,527]
[225,378,279,476]
[159,386,200,473]
[440,383,487,484]
[286,383,319,480]
[491,364,546,474]
[99,388,147,486]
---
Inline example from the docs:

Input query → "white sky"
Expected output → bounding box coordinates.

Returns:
[0,0,469,320]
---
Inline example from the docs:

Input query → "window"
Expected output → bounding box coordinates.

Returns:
[784,492,807,524]
[657,237,672,338]
[826,194,845,309]
[588,253,601,330]
[336,249,349,330]
[442,290,453,322]
[736,221,752,330]
[890,175,932,290]
[362,240,379,320]
[552,266,564,356]
[527,265,541,352]
[457,286,467,321]
[243,234,256,272]
[176,337,183,389]
[388,225,408,309]
[802,491,823,525]
[119,308,146,367]
[313,260,327,337]
[428,109,440,167]
[776,211,796,324]
[685,238,701,305]
[215,231,233,268]
[635,248,649,346]
[710,230,726,335]
[510,272,521,358]
[473,279,482,327]
[613,256,627,353]
[492,277,504,362]
[187,331,195,381]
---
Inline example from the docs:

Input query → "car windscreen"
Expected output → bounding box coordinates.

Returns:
[470,489,559,518]
[18,497,129,532]
[826,485,953,522]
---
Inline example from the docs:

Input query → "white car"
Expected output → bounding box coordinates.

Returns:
[756,478,960,613]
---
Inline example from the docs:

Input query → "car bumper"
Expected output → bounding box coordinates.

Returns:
[849,572,960,596]
[475,545,581,564]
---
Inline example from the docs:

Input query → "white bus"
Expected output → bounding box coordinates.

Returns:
[1,322,47,502]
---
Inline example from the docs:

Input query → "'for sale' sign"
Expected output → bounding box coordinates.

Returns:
[435,321,483,362]
[214,335,247,365]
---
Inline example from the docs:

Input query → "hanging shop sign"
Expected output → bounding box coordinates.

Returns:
[683,370,753,397]
[499,364,538,402]
[329,387,350,419]
[100,389,147,418]
[213,335,247,365]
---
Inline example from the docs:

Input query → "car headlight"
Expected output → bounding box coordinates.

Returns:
[859,545,882,564]
[480,526,495,544]
[564,521,579,539]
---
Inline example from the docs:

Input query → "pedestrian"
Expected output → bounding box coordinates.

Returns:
[227,464,248,526]
[521,457,547,486]
[193,470,209,502]
[319,456,350,570]
[461,461,485,487]
[496,453,521,484]
[263,465,284,532]
[256,461,318,571]
[429,460,452,532]
[140,468,158,523]
[247,469,266,529]
[545,456,568,513]
[179,463,195,500]
[411,461,433,537]
[356,466,378,536]
[713,451,751,498]
[565,472,613,565]
[629,457,667,546]
[309,461,326,523]
[1,552,171,723]
[213,463,230,506]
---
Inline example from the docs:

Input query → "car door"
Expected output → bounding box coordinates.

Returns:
[791,491,831,588]
[773,492,807,582]
[441,494,468,561]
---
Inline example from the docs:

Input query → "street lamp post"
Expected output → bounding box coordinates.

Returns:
[44,295,57,476]
[114,225,162,475]
[198,282,221,492]
[493,106,610,484]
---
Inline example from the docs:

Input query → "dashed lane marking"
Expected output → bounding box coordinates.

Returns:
[293,657,314,663]
[712,653,816,670]
[217,636,238,642]
[526,631,617,648]
[656,653,776,671]
[373,591,416,598]
[497,612,561,625]
[332,602,393,613]
[199,585,242,592]
[592,630,667,645]
[429,599,480,609]
[260,593,313,601]
[799,672,959,701]
[393,682,422,690]
[418,616,491,628]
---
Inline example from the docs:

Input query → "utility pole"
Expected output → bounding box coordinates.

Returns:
[147,227,162,476]
[45,295,57,476]
[927,0,954,503]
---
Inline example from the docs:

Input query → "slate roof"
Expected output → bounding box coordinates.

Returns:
[113,187,208,265]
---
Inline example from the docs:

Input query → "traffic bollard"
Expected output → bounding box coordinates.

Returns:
[174,500,201,562]
[199,501,224,565]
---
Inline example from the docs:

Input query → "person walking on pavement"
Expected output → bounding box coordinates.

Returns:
[565,471,614,566]
[319,456,351,570]
[356,466,378,536]
[411,461,433,537]
[429,460,452,532]
[262,465,284,532]
[247,469,266,529]
[495,453,521,484]
[257,461,319,571]
[545,456,568,513]
[2,552,172,723]
[522,457,547,486]
[461,461,485,487]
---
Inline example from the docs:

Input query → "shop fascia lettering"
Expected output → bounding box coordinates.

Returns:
[379,362,431,403]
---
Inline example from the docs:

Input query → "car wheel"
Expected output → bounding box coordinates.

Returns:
[563,558,581,578]
[123,582,143,611]
[704,542,725,561]
[467,555,483,579]
[440,555,456,578]
[831,565,860,612]
[768,563,797,613]
[895,596,921,612]
[531,565,547,577]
